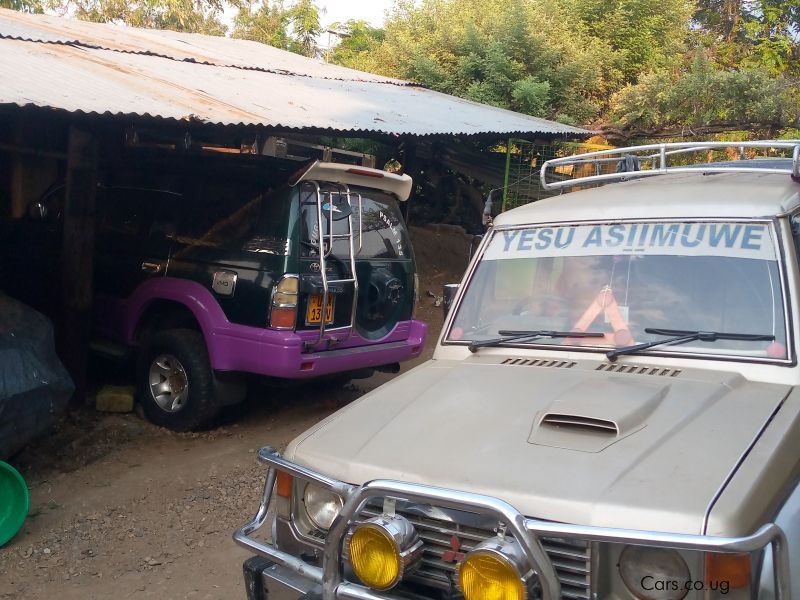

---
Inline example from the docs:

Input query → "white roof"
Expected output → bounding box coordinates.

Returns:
[495,171,800,226]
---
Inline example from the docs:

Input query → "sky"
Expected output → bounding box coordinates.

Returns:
[317,0,394,28]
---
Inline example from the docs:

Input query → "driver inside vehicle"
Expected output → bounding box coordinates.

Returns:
[505,255,633,346]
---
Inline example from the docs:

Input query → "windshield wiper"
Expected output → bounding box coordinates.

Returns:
[468,330,604,353]
[606,328,774,362]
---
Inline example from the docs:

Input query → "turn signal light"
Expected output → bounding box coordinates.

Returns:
[276,471,293,498]
[705,553,751,588]
[270,307,297,329]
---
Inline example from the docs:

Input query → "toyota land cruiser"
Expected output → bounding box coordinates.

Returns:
[1,156,425,431]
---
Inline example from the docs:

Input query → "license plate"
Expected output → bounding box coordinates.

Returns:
[306,294,335,325]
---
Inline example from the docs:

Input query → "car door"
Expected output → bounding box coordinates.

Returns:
[93,187,176,335]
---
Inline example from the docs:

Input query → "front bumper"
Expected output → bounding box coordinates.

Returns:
[233,448,791,600]
[243,558,322,600]
[208,320,427,379]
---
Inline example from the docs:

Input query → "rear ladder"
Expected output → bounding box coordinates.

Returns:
[311,182,362,345]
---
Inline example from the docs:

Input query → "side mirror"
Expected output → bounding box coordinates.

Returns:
[443,283,460,317]
[468,234,484,262]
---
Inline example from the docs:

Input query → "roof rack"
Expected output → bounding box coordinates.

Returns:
[540,141,800,191]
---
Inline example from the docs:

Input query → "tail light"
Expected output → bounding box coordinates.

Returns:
[270,275,298,329]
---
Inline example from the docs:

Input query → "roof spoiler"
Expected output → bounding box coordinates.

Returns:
[289,161,413,201]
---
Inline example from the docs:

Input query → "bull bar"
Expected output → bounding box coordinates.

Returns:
[233,447,790,600]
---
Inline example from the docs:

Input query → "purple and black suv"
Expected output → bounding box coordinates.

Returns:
[6,156,426,431]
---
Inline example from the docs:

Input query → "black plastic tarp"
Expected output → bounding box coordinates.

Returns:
[0,293,73,459]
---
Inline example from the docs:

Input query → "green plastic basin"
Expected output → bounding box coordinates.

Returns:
[0,461,29,546]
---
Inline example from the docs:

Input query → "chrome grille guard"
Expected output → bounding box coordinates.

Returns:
[233,447,790,600]
[540,140,800,192]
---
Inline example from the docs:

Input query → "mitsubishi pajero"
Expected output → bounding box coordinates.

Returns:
[234,141,800,599]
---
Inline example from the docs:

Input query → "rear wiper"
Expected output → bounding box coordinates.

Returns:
[468,329,604,353]
[606,328,774,362]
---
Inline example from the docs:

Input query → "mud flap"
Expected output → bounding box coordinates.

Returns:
[243,556,272,600]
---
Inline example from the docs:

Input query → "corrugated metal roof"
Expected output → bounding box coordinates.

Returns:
[0,9,590,137]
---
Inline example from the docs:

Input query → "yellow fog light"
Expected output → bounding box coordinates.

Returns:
[458,538,532,600]
[344,515,422,590]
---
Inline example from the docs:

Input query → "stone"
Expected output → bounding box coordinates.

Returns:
[95,386,135,413]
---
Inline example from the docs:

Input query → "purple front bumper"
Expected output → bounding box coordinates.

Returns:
[207,320,427,379]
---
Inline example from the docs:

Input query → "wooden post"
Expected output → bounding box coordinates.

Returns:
[399,139,419,225]
[61,126,98,404]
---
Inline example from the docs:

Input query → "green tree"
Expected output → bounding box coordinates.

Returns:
[0,0,43,12]
[563,0,694,82]
[328,20,384,69]
[233,0,320,56]
[286,0,320,57]
[232,0,292,47]
[694,0,800,75]
[609,50,800,134]
[55,0,228,34]
[330,0,621,124]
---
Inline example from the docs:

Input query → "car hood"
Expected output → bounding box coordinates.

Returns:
[286,357,789,534]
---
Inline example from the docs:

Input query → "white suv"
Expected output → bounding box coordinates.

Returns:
[235,142,800,600]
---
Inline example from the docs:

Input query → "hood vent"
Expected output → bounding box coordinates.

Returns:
[502,358,577,369]
[596,363,681,378]
[539,414,619,435]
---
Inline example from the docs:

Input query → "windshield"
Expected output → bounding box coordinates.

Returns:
[299,183,411,260]
[448,221,788,360]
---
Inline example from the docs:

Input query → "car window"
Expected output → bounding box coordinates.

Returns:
[160,177,291,254]
[97,187,165,240]
[299,183,411,260]
[448,221,788,360]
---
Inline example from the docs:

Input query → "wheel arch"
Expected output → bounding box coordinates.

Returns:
[134,299,202,344]
[123,278,229,354]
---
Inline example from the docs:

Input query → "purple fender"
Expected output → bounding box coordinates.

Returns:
[94,277,427,379]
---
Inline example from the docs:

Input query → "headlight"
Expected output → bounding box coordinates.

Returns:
[457,537,532,600]
[302,483,343,530]
[344,515,422,590]
[619,546,691,600]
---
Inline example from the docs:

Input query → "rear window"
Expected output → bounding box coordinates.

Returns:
[299,184,411,260]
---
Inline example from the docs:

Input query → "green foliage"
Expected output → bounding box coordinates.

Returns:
[695,0,800,75]
[611,50,799,130]
[286,0,320,57]
[563,0,693,82]
[330,0,620,124]
[232,0,292,47]
[328,20,385,71]
[0,0,43,12]
[325,0,800,134]
[63,0,228,34]
[230,0,320,56]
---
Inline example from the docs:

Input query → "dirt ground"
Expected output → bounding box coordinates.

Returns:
[0,225,474,600]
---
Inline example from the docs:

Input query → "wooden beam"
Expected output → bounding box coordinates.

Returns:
[61,126,98,404]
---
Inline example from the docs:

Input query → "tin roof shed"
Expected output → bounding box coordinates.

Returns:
[0,9,590,138]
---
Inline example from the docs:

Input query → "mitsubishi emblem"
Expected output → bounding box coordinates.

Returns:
[441,535,465,563]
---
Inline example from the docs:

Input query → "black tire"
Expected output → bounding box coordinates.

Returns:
[136,328,220,432]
